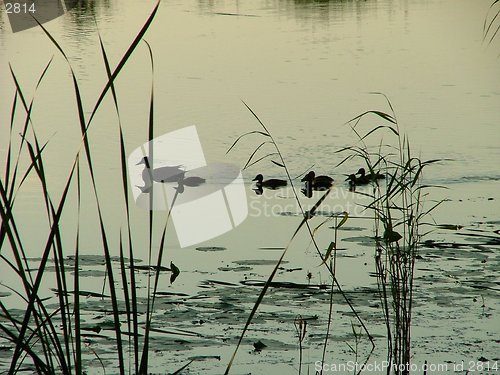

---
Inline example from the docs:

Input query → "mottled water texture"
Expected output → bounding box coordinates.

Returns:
[0,213,498,373]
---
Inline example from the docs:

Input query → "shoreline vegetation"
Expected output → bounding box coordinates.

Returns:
[1,1,497,374]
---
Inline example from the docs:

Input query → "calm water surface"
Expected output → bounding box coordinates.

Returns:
[0,0,499,373]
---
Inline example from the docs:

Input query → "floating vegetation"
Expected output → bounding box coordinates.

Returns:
[342,235,377,247]
[196,246,227,252]
[241,280,328,290]
[436,224,464,230]
[253,340,267,351]
[233,259,289,266]
[76,270,108,278]
[218,265,252,272]
[133,265,171,272]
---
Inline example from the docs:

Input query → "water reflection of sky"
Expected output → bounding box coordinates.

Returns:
[1,0,498,187]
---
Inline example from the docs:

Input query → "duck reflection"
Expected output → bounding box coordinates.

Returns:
[252,185,264,196]
[173,175,206,194]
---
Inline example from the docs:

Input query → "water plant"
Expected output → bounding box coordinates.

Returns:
[0,2,190,373]
[225,103,374,374]
[484,0,500,50]
[338,94,444,374]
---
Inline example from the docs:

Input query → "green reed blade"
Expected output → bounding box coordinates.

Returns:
[225,188,331,374]
[139,38,156,375]
[8,158,77,374]
[85,1,160,131]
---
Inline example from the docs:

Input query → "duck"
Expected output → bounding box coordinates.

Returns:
[137,156,185,184]
[356,167,385,181]
[301,171,334,191]
[346,167,386,187]
[252,174,287,189]
[345,173,370,187]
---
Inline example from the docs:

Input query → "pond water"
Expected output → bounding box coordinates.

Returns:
[0,0,499,373]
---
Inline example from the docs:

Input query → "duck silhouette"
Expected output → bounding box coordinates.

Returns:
[137,157,207,194]
[301,171,334,191]
[252,174,287,189]
[356,167,385,181]
[137,156,185,185]
[345,173,369,187]
[346,168,385,187]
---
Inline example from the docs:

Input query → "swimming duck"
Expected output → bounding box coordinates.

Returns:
[301,171,334,191]
[356,168,385,181]
[345,173,370,187]
[252,174,288,189]
[137,156,185,184]
[346,167,386,187]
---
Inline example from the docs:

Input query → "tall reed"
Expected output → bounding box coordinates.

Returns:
[0,2,187,373]
[483,0,500,49]
[225,103,373,374]
[339,94,444,374]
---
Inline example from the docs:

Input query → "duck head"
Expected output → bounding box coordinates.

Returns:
[252,174,264,183]
[356,168,366,176]
[301,171,315,182]
[345,174,357,185]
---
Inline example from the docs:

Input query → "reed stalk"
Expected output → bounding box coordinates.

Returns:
[339,94,444,374]
[225,104,373,374]
[0,2,189,373]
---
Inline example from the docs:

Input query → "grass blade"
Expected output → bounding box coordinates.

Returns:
[8,158,77,373]
[86,1,160,131]
[224,189,331,374]
[74,160,82,375]
[242,141,272,169]
[226,130,270,154]
[139,38,156,375]
[243,152,279,170]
